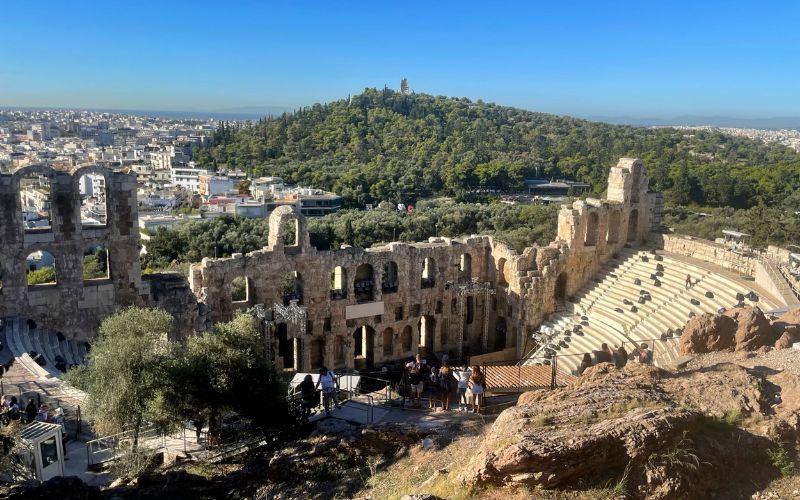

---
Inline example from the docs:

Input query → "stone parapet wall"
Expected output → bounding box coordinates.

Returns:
[653,233,756,276]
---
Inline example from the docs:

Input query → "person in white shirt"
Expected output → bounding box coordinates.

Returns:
[315,366,341,416]
[456,366,472,411]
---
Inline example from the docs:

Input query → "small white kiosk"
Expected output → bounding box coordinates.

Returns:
[20,422,65,481]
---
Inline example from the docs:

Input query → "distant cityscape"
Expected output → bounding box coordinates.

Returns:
[0,109,343,247]
[667,125,800,152]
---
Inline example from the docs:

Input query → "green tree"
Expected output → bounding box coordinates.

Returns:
[81,308,177,448]
[26,267,56,285]
[669,161,692,206]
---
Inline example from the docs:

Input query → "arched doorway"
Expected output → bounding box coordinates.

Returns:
[497,258,508,286]
[353,325,375,365]
[555,272,568,306]
[494,317,507,350]
[417,315,436,354]
[401,325,412,353]
[275,324,292,369]
[627,209,639,243]
[330,266,347,300]
[382,327,394,357]
[585,212,599,246]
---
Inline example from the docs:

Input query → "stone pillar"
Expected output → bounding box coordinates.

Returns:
[293,337,301,371]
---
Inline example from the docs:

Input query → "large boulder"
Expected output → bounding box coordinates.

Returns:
[772,307,800,334]
[775,325,800,349]
[679,313,736,354]
[726,307,776,351]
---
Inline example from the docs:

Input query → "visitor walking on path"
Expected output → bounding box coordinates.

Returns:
[297,374,317,420]
[315,366,341,416]
[685,274,693,289]
[406,355,424,408]
[25,399,37,424]
[438,364,453,411]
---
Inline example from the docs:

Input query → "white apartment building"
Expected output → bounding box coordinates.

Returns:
[170,166,208,192]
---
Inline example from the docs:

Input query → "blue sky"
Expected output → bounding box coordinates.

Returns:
[1,1,798,118]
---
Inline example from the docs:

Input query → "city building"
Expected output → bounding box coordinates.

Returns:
[170,166,209,192]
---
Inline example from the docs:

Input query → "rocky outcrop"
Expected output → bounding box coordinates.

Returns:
[460,363,781,499]
[774,326,800,349]
[771,307,800,333]
[679,313,736,354]
[725,307,776,351]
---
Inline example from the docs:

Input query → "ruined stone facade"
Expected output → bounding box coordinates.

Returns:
[0,165,146,339]
[190,158,653,371]
[0,158,654,363]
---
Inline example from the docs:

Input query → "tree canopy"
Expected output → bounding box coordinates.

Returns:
[194,89,800,210]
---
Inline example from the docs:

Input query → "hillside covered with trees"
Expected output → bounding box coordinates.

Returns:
[194,89,800,210]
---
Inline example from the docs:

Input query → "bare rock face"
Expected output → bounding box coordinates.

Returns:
[775,325,800,349]
[727,307,776,351]
[460,364,696,489]
[679,313,736,354]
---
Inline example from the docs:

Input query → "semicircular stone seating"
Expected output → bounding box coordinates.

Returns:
[525,249,779,375]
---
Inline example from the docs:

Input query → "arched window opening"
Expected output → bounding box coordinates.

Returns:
[585,212,599,246]
[281,218,298,247]
[382,261,399,294]
[20,173,52,231]
[231,276,249,303]
[282,271,303,305]
[466,296,475,324]
[330,266,347,300]
[83,245,110,281]
[26,250,57,286]
[495,317,507,350]
[555,272,568,306]
[460,253,472,280]
[401,325,412,352]
[354,264,375,303]
[607,211,621,244]
[421,257,436,288]
[78,173,107,226]
[497,258,508,287]
[382,328,394,356]
[627,209,639,243]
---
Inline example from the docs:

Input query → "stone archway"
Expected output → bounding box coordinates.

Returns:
[382,327,394,357]
[417,315,436,354]
[401,325,412,353]
[353,325,375,366]
[627,209,639,243]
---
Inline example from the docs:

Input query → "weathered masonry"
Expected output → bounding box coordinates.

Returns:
[191,158,655,372]
[0,165,146,338]
[0,158,654,361]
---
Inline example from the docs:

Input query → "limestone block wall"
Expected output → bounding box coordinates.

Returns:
[653,233,755,276]
[190,157,657,369]
[0,165,146,340]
